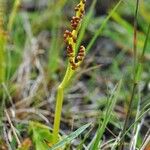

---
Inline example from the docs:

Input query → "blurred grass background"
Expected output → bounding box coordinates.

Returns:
[0,0,150,149]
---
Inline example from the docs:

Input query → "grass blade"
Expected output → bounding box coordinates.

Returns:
[118,1,139,149]
[49,123,91,150]
[119,105,150,144]
[90,80,122,150]
[86,0,122,52]
[130,23,150,149]
[141,23,150,58]
[76,125,94,150]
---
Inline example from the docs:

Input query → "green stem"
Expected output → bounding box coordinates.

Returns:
[7,0,20,32]
[0,0,6,84]
[0,38,5,84]
[118,83,137,150]
[52,84,64,143]
[118,0,139,149]
[53,64,74,143]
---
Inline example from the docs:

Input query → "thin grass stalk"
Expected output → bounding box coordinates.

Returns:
[118,1,147,149]
[48,0,68,74]
[118,83,137,150]
[110,105,150,150]
[133,0,139,75]
[0,0,6,84]
[130,87,141,150]
[141,24,150,58]
[90,81,121,150]
[6,0,20,81]
[119,105,150,146]
[7,0,20,32]
[130,23,150,150]
[50,123,91,150]
[0,4,7,134]
[0,0,6,132]
[86,0,122,53]
[76,125,94,150]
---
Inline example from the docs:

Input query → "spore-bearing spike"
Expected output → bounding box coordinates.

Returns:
[64,0,86,70]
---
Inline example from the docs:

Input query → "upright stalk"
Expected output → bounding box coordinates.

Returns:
[52,0,86,144]
[7,0,20,32]
[53,66,74,143]
[0,0,6,84]
[0,0,7,135]
[118,0,139,149]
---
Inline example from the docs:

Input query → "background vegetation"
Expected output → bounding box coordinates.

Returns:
[0,0,150,149]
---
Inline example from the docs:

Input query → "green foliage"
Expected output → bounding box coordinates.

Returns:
[90,81,121,149]
[7,0,20,32]
[108,12,150,55]
[48,0,67,74]
[0,0,150,149]
[86,0,122,52]
[29,122,91,150]
[29,121,53,150]
[0,0,6,84]
[49,123,91,150]
[0,34,6,83]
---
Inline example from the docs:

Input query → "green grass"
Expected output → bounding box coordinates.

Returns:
[0,0,150,149]
[90,81,122,149]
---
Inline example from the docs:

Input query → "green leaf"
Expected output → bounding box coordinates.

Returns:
[29,121,53,150]
[49,123,91,150]
[105,13,150,56]
[86,0,122,52]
